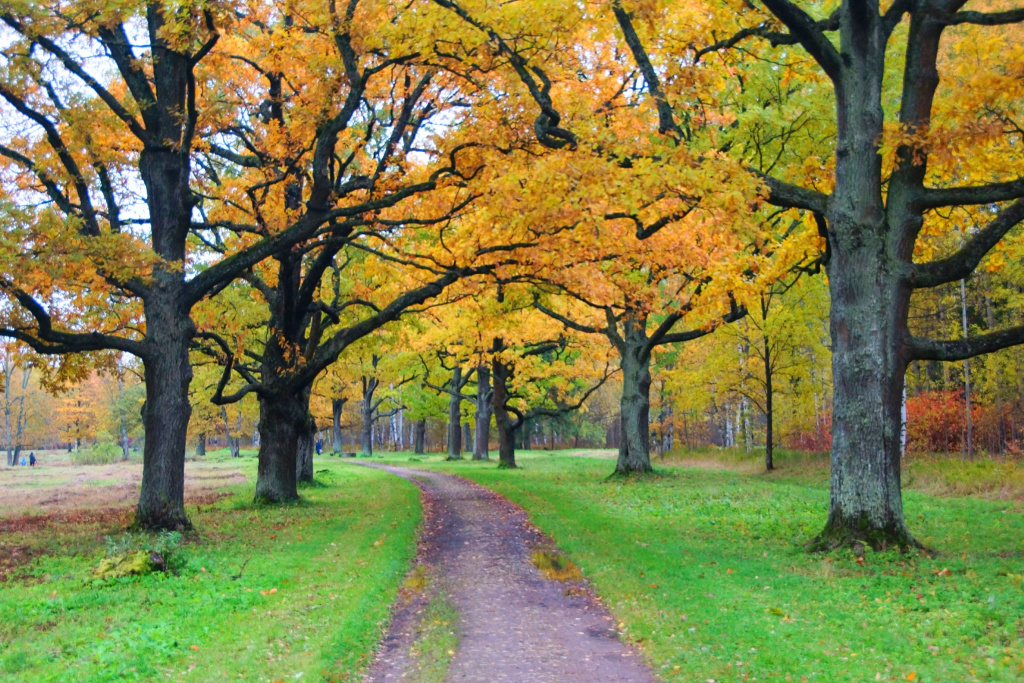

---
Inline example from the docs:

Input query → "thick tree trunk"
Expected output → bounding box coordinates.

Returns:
[136,327,193,531]
[471,362,491,458]
[810,18,918,550]
[255,392,308,502]
[816,248,915,549]
[361,398,374,456]
[296,416,315,484]
[130,41,197,531]
[615,327,653,474]
[447,366,463,460]
[359,373,378,456]
[492,339,517,469]
[331,398,345,453]
[413,420,426,454]
[474,365,492,459]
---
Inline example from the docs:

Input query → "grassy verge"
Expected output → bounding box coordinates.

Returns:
[376,450,1024,682]
[0,460,420,682]
[659,446,1024,501]
[407,590,459,683]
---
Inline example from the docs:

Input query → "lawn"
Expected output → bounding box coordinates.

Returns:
[377,449,1024,682]
[0,457,420,682]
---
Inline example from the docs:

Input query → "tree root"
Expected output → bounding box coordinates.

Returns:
[806,522,927,554]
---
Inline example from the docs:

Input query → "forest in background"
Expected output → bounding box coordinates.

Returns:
[6,249,1023,466]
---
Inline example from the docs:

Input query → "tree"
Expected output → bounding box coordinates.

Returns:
[712,1,1024,548]
[0,343,43,465]
[0,2,447,527]
[699,276,831,470]
[536,283,748,474]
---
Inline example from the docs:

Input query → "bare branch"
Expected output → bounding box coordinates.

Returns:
[911,199,1024,288]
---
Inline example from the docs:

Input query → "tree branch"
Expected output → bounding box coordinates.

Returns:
[917,177,1024,209]
[946,8,1024,25]
[911,199,1024,288]
[909,325,1024,361]
[758,0,843,81]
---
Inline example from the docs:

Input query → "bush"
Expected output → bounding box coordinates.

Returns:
[70,442,124,465]
[103,530,187,575]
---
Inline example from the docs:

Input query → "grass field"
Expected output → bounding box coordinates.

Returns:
[0,455,420,682]
[4,446,1023,681]
[377,448,1024,682]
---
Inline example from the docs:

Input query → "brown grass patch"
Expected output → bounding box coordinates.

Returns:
[530,550,584,582]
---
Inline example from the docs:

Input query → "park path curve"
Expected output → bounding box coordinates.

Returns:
[357,463,656,683]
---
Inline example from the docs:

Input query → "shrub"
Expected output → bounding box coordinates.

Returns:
[70,442,123,465]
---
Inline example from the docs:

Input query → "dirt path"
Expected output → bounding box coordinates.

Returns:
[358,463,656,683]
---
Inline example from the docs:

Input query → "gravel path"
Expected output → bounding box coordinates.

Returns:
[358,463,657,683]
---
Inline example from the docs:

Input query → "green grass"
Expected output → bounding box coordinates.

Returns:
[661,446,1024,500]
[379,450,1024,682]
[0,460,420,682]
[407,590,459,683]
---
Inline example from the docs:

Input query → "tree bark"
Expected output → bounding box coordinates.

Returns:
[195,433,206,456]
[809,14,919,551]
[331,398,345,453]
[462,421,473,454]
[255,391,309,502]
[135,326,193,530]
[815,242,915,549]
[492,338,517,469]
[296,416,315,484]
[473,365,492,460]
[361,405,373,455]
[447,366,463,460]
[222,406,241,458]
[413,419,426,454]
[361,375,378,456]
[120,422,131,461]
[615,318,653,474]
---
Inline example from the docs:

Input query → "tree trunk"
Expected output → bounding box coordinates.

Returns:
[135,358,191,529]
[255,392,308,502]
[462,421,473,454]
[413,420,426,454]
[810,23,919,550]
[296,416,315,484]
[959,277,973,459]
[120,422,131,461]
[361,395,374,456]
[331,398,345,453]
[520,418,531,450]
[135,323,193,531]
[816,244,915,549]
[222,406,241,458]
[764,335,774,472]
[447,366,463,460]
[473,365,492,459]
[615,322,653,474]
[195,433,206,456]
[492,339,517,469]
[360,376,376,456]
